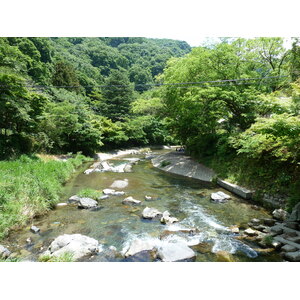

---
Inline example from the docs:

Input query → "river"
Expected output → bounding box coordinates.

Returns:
[3,149,283,261]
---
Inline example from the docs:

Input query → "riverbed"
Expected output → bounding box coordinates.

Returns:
[4,150,283,262]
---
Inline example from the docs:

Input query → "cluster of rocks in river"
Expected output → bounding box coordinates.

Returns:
[84,159,139,174]
[232,205,300,261]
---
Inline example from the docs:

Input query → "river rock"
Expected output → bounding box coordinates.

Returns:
[68,195,82,203]
[142,207,163,219]
[0,245,11,259]
[124,239,156,257]
[160,211,178,225]
[211,191,231,203]
[284,250,300,262]
[113,191,125,196]
[42,234,100,261]
[244,228,258,236]
[229,225,240,234]
[99,195,109,200]
[157,242,196,262]
[110,179,129,189]
[272,209,288,221]
[56,202,68,207]
[30,225,40,233]
[78,197,98,209]
[103,188,116,195]
[145,195,153,201]
[122,196,141,205]
[263,218,276,227]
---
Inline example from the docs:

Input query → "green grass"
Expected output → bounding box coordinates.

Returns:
[38,252,75,262]
[0,153,91,240]
[77,188,103,200]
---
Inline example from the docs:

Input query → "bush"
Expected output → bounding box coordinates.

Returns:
[77,188,102,199]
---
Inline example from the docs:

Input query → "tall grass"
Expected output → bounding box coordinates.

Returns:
[0,153,90,240]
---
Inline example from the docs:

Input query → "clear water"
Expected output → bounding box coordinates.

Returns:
[4,151,283,262]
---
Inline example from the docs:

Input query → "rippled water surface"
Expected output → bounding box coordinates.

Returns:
[4,151,283,262]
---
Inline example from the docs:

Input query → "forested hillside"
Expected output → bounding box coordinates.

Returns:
[0,37,190,157]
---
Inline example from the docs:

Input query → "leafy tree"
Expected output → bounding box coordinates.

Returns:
[101,70,134,122]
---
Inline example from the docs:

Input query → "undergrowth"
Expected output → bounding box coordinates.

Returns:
[0,153,90,240]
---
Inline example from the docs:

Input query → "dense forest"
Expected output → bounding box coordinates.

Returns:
[0,36,300,210]
[0,37,190,157]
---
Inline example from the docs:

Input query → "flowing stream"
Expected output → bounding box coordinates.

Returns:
[4,150,283,261]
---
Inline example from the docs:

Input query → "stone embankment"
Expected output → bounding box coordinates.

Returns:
[151,151,253,199]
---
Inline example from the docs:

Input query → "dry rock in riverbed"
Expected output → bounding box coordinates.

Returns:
[0,245,11,259]
[142,207,163,219]
[42,234,100,261]
[103,188,125,196]
[210,191,231,203]
[124,239,156,257]
[122,196,141,205]
[78,197,98,209]
[157,242,196,262]
[160,211,178,225]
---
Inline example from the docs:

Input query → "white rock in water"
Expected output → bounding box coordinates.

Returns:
[99,195,109,200]
[42,234,100,261]
[160,211,178,225]
[211,191,231,203]
[30,225,40,233]
[157,242,196,262]
[124,239,156,257]
[110,179,129,189]
[123,164,133,172]
[113,191,125,196]
[78,197,98,209]
[122,196,141,205]
[145,195,153,201]
[142,207,163,219]
[103,188,116,195]
[0,245,11,259]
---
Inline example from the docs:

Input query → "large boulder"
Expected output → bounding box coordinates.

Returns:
[211,191,231,203]
[272,209,288,221]
[157,242,196,262]
[42,234,100,261]
[78,197,98,209]
[124,239,156,257]
[110,179,129,189]
[122,196,141,205]
[0,245,11,259]
[142,207,163,219]
[160,211,178,225]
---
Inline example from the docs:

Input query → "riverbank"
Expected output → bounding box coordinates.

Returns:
[151,151,216,182]
[0,153,90,240]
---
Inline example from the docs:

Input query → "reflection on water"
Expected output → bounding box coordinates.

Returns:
[4,152,283,262]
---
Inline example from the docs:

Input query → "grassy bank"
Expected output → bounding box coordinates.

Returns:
[197,153,299,211]
[0,153,91,240]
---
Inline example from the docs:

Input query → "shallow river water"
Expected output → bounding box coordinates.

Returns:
[5,150,283,262]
